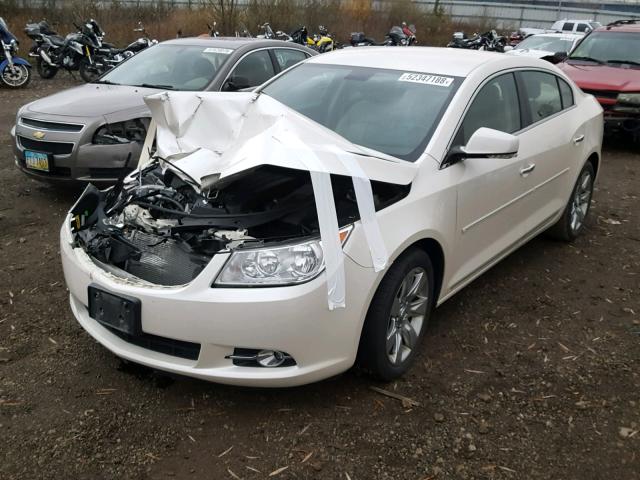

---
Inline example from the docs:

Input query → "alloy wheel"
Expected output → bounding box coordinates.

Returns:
[2,64,29,87]
[570,170,592,233]
[386,267,429,366]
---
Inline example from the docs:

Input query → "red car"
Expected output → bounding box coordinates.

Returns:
[558,20,640,136]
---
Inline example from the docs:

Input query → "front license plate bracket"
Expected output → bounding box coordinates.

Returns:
[88,285,141,336]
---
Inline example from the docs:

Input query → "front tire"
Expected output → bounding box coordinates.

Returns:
[79,57,101,83]
[548,162,595,241]
[358,248,434,381]
[0,64,31,89]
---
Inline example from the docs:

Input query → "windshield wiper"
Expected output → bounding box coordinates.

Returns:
[607,59,640,67]
[94,79,121,85]
[568,56,604,64]
[136,83,175,90]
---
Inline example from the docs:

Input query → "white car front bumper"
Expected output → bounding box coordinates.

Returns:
[60,220,377,387]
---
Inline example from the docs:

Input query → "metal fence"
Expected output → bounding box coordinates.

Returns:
[414,0,640,28]
[5,0,640,28]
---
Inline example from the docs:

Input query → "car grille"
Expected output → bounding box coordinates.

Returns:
[103,324,201,361]
[581,89,619,100]
[18,136,74,155]
[20,117,84,132]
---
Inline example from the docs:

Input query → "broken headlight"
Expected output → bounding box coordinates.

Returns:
[617,93,640,107]
[215,239,325,286]
[93,118,148,145]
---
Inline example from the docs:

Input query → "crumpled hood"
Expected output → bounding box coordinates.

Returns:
[26,83,156,118]
[558,62,640,92]
[144,91,418,186]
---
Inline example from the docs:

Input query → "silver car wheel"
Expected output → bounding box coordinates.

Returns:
[570,169,592,233]
[386,267,429,366]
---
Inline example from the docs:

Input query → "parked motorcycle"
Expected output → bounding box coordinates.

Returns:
[25,18,105,81]
[350,25,416,47]
[0,17,31,88]
[447,30,506,52]
[289,25,334,52]
[257,23,289,41]
[87,22,157,79]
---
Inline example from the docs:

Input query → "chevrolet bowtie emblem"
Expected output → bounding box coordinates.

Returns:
[33,131,46,140]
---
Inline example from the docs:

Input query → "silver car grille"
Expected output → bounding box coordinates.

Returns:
[20,116,84,133]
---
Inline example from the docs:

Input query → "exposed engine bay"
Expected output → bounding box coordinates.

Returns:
[70,157,409,286]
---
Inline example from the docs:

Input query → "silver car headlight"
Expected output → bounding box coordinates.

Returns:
[617,93,640,106]
[215,226,352,287]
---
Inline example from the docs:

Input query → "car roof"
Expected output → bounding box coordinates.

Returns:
[530,32,583,40]
[306,46,528,77]
[160,36,313,51]
[596,20,640,33]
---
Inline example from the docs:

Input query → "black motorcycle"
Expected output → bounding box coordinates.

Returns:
[25,18,105,81]
[447,30,506,52]
[350,25,417,47]
[88,23,157,79]
[1,17,31,88]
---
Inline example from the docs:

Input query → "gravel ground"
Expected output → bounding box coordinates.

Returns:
[0,76,638,480]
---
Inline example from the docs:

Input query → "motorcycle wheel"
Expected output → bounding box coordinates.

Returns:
[79,57,101,83]
[36,58,58,79]
[1,64,31,89]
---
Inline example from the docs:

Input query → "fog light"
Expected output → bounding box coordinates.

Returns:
[257,349,286,367]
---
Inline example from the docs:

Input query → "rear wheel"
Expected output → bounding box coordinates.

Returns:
[358,248,434,381]
[548,162,595,241]
[36,57,58,79]
[0,63,31,88]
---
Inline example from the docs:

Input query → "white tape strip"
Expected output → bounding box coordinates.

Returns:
[327,146,388,272]
[272,125,345,310]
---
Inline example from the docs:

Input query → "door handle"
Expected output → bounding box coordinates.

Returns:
[520,163,535,176]
[573,134,585,144]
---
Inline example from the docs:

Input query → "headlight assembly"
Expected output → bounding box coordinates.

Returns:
[617,93,640,107]
[93,118,148,145]
[215,226,352,287]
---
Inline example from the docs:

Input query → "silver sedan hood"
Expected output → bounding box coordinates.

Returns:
[25,83,157,118]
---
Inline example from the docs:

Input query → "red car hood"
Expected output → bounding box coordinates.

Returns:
[558,62,640,92]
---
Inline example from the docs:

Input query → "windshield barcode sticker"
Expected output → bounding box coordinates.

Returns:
[398,73,454,87]
[203,47,232,54]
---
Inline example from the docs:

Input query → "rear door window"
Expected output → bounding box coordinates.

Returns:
[224,50,275,90]
[273,49,308,71]
[562,22,575,32]
[558,77,574,109]
[518,71,563,125]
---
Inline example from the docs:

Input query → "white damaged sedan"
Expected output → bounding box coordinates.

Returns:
[61,47,603,387]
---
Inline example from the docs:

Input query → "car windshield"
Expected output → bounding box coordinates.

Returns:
[262,63,461,161]
[568,31,640,66]
[516,35,574,52]
[98,44,234,90]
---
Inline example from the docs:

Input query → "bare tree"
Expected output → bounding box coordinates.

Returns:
[205,0,240,36]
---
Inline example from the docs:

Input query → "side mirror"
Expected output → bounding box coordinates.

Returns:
[552,51,568,63]
[223,75,251,92]
[446,128,519,166]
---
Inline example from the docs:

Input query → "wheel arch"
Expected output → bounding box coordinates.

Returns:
[586,151,600,180]
[400,237,446,304]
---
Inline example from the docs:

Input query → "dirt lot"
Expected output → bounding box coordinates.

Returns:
[0,76,638,480]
